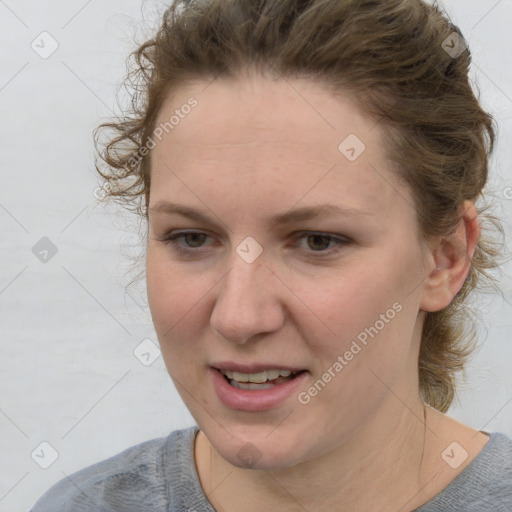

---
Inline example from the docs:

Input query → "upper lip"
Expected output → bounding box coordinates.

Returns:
[211,362,306,373]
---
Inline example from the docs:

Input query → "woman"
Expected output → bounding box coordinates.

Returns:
[31,0,512,510]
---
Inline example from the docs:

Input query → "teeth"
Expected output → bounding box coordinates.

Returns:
[222,369,295,383]
[230,381,276,390]
[266,369,280,380]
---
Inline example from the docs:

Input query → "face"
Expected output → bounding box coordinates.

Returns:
[146,71,432,470]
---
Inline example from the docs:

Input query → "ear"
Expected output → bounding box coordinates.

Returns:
[419,201,480,312]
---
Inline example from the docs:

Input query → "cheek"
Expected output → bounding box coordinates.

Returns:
[295,250,421,365]
[295,264,394,330]
[294,281,419,419]
[146,262,211,393]
[146,250,211,351]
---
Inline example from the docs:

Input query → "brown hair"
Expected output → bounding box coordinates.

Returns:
[94,0,503,412]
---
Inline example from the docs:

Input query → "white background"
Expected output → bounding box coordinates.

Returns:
[0,1,511,510]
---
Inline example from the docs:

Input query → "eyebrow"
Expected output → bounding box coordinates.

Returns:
[148,201,374,228]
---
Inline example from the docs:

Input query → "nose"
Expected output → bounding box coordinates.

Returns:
[210,257,285,345]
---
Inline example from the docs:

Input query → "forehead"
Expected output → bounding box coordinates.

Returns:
[149,73,411,222]
[154,72,387,158]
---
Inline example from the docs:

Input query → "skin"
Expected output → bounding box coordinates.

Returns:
[145,69,489,511]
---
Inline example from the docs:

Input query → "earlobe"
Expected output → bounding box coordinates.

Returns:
[419,201,480,313]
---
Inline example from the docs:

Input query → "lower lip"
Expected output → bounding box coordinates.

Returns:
[211,368,309,412]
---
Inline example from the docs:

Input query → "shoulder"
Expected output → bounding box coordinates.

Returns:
[417,431,512,512]
[29,427,199,512]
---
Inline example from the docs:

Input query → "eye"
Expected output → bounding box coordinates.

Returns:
[295,232,349,253]
[167,231,209,248]
[157,230,350,256]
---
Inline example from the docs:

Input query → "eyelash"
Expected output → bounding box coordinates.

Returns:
[158,230,350,257]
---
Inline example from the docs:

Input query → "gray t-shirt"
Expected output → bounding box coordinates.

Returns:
[30,426,512,511]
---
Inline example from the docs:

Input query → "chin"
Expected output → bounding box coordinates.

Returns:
[207,424,308,471]
[224,445,302,471]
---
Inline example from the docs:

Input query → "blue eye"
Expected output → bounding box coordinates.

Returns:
[159,230,350,257]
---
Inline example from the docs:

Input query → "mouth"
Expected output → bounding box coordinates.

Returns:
[214,367,307,390]
[210,364,310,411]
